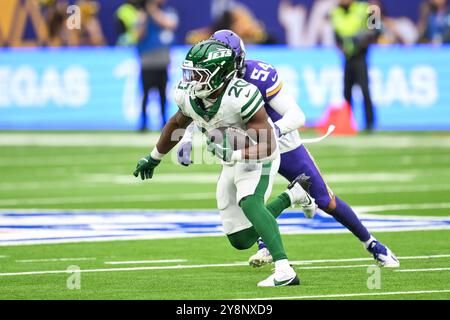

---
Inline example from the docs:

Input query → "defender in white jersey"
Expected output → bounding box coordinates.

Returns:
[133,39,314,287]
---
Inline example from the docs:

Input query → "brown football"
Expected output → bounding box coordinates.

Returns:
[207,127,254,151]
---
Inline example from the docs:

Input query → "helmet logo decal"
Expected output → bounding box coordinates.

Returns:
[204,48,232,62]
[182,60,194,67]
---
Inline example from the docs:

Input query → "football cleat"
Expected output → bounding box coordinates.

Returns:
[257,265,300,287]
[367,240,400,268]
[249,247,273,268]
[287,174,318,219]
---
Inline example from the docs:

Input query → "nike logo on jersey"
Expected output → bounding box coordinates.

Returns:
[271,74,278,82]
[245,90,251,97]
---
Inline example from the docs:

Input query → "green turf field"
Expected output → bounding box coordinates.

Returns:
[0,131,449,299]
[0,231,449,300]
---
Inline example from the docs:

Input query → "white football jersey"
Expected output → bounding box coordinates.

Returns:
[174,78,267,134]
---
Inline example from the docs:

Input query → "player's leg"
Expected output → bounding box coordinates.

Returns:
[217,164,263,251]
[156,68,168,127]
[249,174,316,267]
[219,164,292,252]
[237,158,299,286]
[343,59,354,108]
[279,145,399,267]
[220,157,298,286]
[266,174,316,219]
[355,58,375,131]
[139,67,152,132]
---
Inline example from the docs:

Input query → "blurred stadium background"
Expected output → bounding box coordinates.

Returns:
[0,0,449,300]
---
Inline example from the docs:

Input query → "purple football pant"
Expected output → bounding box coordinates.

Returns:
[279,145,371,242]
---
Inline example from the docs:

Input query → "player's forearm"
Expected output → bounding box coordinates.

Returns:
[238,126,277,161]
[241,140,276,161]
[154,112,192,157]
[269,90,306,135]
[275,107,305,135]
[239,107,278,162]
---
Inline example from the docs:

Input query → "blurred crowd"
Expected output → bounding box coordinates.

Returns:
[0,0,449,47]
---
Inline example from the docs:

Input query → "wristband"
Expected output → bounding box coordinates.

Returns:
[150,147,166,160]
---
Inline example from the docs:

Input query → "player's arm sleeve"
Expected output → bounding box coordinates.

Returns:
[240,87,265,123]
[268,88,306,135]
[265,68,283,102]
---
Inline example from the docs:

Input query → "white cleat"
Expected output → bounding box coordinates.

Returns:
[286,174,318,219]
[257,265,300,287]
[367,240,400,268]
[249,247,273,268]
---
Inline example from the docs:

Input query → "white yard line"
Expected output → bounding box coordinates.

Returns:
[354,202,450,213]
[1,254,449,277]
[395,267,450,272]
[334,184,450,195]
[104,259,187,265]
[2,180,450,196]
[296,264,373,270]
[290,254,450,265]
[0,192,450,212]
[3,197,447,211]
[0,263,249,277]
[1,133,449,148]
[0,134,160,147]
[0,192,217,206]
[16,258,96,263]
[0,208,448,216]
[243,289,450,300]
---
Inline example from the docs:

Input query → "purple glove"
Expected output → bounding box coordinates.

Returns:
[274,124,282,138]
[177,141,193,166]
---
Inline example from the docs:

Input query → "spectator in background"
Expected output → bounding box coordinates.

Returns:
[115,0,142,46]
[136,0,178,131]
[369,0,419,45]
[76,0,106,46]
[43,0,106,46]
[418,0,450,44]
[331,0,379,133]
[186,0,274,44]
[43,0,69,46]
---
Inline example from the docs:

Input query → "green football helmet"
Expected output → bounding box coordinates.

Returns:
[182,39,237,99]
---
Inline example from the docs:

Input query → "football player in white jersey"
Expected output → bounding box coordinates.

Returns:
[133,39,315,287]
[177,30,399,268]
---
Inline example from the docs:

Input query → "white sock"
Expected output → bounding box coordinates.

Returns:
[275,259,290,271]
[364,236,376,249]
[285,187,308,205]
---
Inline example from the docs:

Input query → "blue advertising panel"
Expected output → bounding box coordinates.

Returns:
[0,47,141,130]
[0,45,449,130]
[169,45,450,131]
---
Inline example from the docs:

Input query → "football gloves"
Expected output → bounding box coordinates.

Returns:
[206,132,234,163]
[177,141,193,166]
[133,155,161,180]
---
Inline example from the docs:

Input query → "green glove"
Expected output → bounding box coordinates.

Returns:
[206,132,234,163]
[133,155,160,180]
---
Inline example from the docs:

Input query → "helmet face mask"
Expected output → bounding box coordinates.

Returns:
[182,68,209,83]
[182,40,237,99]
